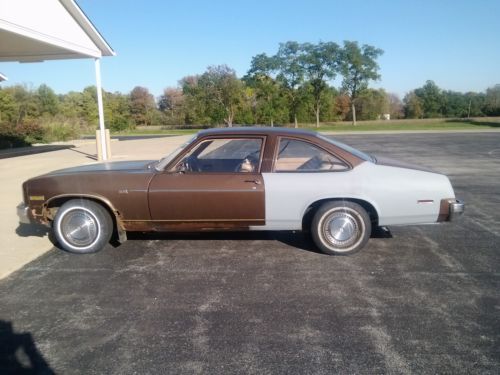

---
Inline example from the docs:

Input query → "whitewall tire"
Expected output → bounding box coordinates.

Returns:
[311,201,371,255]
[53,199,113,254]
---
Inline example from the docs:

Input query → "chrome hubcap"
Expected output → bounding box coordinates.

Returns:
[328,216,356,242]
[61,210,98,247]
[322,210,361,249]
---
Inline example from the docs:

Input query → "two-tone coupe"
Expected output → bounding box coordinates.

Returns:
[18,127,464,255]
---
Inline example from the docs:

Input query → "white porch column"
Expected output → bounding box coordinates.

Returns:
[94,58,108,160]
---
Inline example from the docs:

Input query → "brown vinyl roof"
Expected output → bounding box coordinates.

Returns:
[198,126,320,137]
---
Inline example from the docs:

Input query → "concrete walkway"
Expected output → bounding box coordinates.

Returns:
[0,135,191,279]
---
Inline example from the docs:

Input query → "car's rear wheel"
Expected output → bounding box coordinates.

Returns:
[53,199,113,254]
[311,201,371,255]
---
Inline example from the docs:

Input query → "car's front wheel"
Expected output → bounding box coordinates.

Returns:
[311,201,371,255]
[52,199,113,254]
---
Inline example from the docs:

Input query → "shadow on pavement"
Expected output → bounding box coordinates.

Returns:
[0,145,74,159]
[67,147,97,160]
[16,223,49,238]
[125,230,325,254]
[0,320,54,374]
[371,226,393,238]
[15,223,392,255]
[123,229,392,254]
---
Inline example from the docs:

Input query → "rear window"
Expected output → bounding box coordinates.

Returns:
[317,134,374,162]
[275,138,349,172]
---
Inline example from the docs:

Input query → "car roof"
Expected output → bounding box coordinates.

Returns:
[197,126,319,138]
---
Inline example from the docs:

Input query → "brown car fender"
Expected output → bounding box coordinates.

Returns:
[44,193,127,243]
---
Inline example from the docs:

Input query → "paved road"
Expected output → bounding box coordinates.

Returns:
[1,133,499,374]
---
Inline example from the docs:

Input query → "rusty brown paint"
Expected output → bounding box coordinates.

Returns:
[122,220,260,232]
[148,172,265,223]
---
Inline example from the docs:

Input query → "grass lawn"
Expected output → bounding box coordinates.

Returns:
[108,117,500,136]
[112,128,199,136]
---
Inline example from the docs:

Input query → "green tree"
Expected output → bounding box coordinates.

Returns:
[255,76,288,126]
[465,92,485,117]
[295,83,315,123]
[246,53,279,77]
[36,84,59,116]
[197,65,244,126]
[300,41,340,127]
[81,86,99,126]
[274,41,306,128]
[483,84,500,116]
[414,80,444,117]
[234,86,257,125]
[245,54,287,126]
[403,91,423,119]
[181,75,211,125]
[442,90,469,117]
[339,41,383,125]
[7,85,39,124]
[104,91,133,131]
[355,88,388,120]
[59,91,84,120]
[0,88,17,123]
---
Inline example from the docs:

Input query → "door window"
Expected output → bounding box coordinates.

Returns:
[275,138,348,172]
[177,138,262,173]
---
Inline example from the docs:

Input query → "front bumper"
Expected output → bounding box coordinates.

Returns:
[17,202,32,224]
[438,198,465,222]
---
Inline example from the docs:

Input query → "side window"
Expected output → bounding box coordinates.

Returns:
[177,138,262,173]
[275,138,349,172]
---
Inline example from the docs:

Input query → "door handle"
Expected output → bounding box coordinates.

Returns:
[244,179,262,185]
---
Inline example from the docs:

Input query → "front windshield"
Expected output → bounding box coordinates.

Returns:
[317,134,375,162]
[155,136,196,171]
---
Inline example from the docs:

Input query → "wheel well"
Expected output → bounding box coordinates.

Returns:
[47,196,120,237]
[302,198,379,231]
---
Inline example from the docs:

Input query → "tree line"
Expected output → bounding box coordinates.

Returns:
[168,41,383,128]
[1,40,500,148]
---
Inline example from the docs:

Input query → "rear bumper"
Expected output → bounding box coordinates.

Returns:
[449,199,465,220]
[438,198,465,222]
[17,202,32,224]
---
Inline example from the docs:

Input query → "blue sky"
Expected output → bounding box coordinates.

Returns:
[2,0,499,98]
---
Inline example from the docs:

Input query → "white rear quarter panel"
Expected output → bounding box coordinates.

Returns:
[256,162,455,230]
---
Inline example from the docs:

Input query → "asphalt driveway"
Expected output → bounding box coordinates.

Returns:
[1,132,499,374]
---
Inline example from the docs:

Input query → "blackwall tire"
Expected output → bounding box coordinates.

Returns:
[52,199,113,254]
[311,201,371,255]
